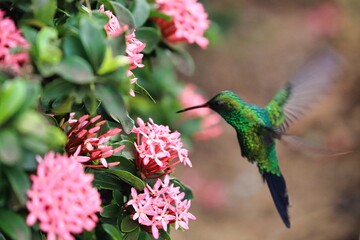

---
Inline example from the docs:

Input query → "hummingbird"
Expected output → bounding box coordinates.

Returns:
[176,47,342,228]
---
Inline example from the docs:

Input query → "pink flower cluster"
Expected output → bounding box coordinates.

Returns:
[99,5,146,96]
[26,152,102,240]
[0,10,29,73]
[153,0,210,48]
[65,113,124,168]
[132,117,192,178]
[127,175,195,239]
[179,84,223,140]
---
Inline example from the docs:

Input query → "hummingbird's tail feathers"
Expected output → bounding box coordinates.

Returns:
[281,134,352,157]
[262,171,291,228]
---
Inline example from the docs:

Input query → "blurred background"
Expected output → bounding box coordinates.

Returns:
[172,0,360,239]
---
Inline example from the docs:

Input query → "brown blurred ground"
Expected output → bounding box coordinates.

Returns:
[173,1,360,239]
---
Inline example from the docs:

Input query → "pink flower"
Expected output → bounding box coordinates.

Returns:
[65,114,124,168]
[132,117,192,178]
[126,32,146,71]
[99,5,126,37]
[179,84,223,140]
[26,152,102,240]
[99,5,146,96]
[306,3,341,38]
[0,10,29,73]
[126,175,195,239]
[153,0,210,48]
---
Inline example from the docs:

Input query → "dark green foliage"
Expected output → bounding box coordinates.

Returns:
[0,0,209,239]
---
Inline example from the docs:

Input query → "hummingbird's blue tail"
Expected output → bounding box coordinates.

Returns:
[263,172,291,228]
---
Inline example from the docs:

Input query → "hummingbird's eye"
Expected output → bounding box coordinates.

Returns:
[216,100,225,106]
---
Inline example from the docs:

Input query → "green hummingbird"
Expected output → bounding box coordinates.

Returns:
[177,47,342,228]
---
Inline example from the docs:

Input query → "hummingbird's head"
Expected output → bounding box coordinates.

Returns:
[176,90,241,114]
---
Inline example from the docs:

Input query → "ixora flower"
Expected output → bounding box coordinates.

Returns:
[64,113,124,168]
[179,83,223,140]
[306,2,341,38]
[0,10,29,73]
[127,175,196,239]
[99,5,146,96]
[132,117,192,178]
[153,0,210,48]
[26,152,102,240]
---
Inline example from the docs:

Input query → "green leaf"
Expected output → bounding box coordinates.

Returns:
[54,56,95,84]
[109,156,136,174]
[101,216,118,226]
[0,130,22,166]
[113,190,124,206]
[16,81,40,114]
[36,27,62,65]
[21,25,38,47]
[51,96,74,114]
[32,0,56,25]
[108,33,126,56]
[41,79,75,106]
[124,227,140,240]
[98,47,129,75]
[91,12,111,28]
[0,79,27,126]
[95,84,134,134]
[106,169,145,191]
[138,231,153,240]
[159,230,171,240]
[134,82,156,103]
[15,110,50,142]
[79,15,106,70]
[135,27,161,54]
[102,223,123,240]
[132,0,150,28]
[110,1,135,31]
[82,229,95,240]
[0,209,31,240]
[0,72,7,83]
[84,93,101,115]
[91,169,124,190]
[21,136,49,154]
[21,152,38,171]
[63,35,87,59]
[101,204,120,218]
[149,9,172,22]
[3,166,30,206]
[169,47,195,76]
[45,126,67,149]
[121,215,139,233]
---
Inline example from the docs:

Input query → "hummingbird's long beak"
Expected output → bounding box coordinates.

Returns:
[176,103,209,113]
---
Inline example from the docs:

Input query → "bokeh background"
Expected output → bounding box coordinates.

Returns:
[173,0,360,239]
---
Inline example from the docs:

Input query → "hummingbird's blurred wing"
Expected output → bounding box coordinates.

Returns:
[266,46,343,133]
